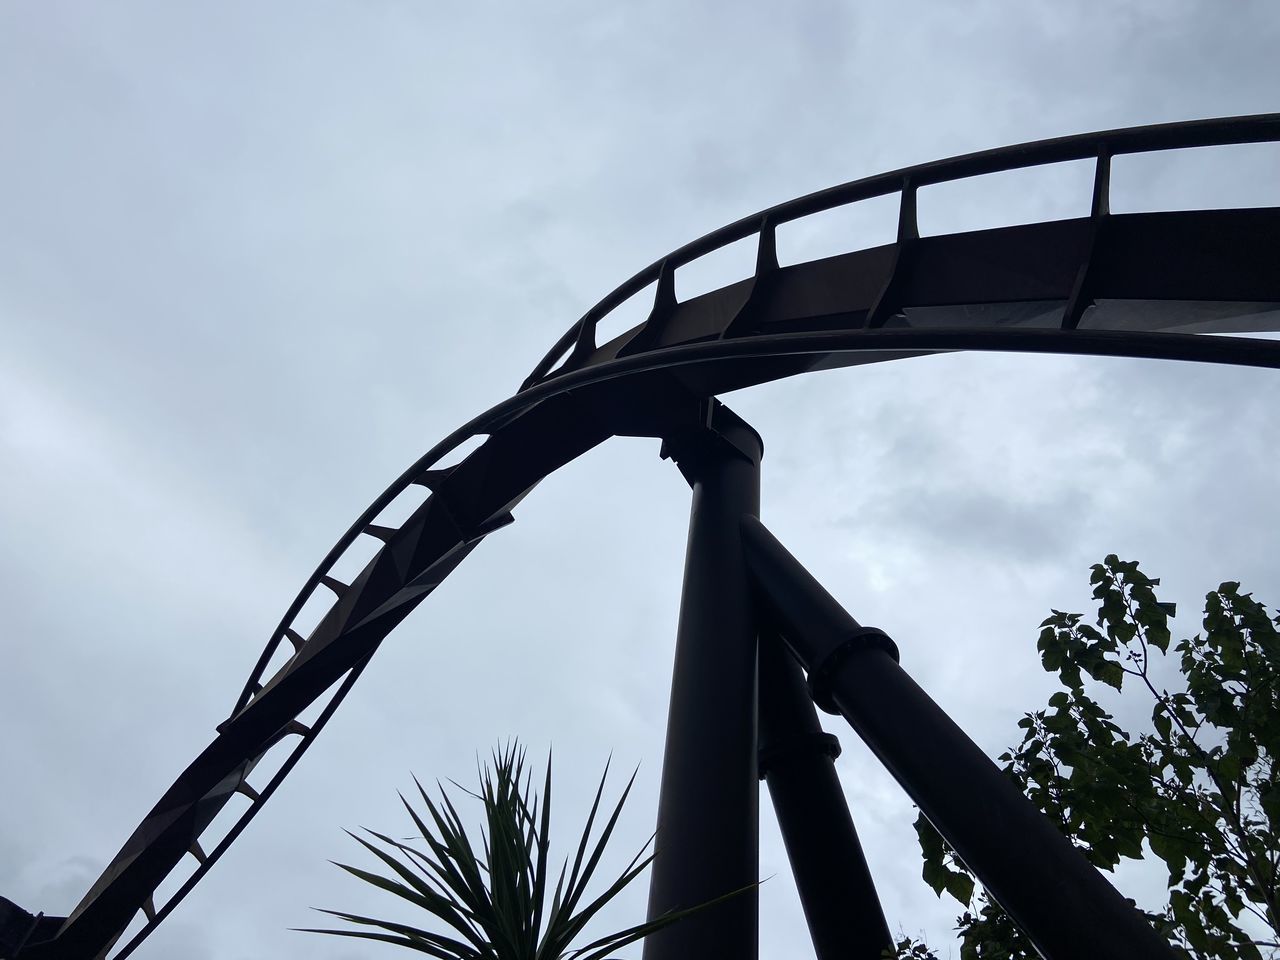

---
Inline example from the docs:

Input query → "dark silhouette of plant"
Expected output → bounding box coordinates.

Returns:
[304,741,746,959]
[903,557,1280,959]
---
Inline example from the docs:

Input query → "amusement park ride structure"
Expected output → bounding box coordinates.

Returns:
[3,115,1279,960]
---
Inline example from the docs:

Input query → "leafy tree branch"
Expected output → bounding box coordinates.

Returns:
[902,557,1280,960]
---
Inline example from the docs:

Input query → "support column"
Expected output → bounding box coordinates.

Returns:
[643,404,761,960]
[758,631,892,959]
[741,516,1180,960]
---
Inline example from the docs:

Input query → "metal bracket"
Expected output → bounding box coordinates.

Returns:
[658,400,764,487]
[722,215,781,340]
[616,259,679,358]
[414,465,515,544]
[865,178,919,329]
[1063,151,1112,330]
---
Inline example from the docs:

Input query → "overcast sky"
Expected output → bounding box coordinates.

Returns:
[2,2,1279,958]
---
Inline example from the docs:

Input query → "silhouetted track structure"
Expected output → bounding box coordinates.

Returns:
[4,115,1279,960]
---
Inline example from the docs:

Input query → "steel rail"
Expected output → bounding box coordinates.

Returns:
[111,656,374,959]
[523,112,1280,386]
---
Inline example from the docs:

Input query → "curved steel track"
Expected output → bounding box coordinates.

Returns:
[11,114,1280,959]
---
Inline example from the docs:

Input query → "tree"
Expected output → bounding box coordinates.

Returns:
[304,741,747,959]
[910,556,1280,959]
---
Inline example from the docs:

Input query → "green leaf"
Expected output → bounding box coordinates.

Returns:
[913,557,1280,960]
[310,741,747,960]
[944,870,975,907]
[1093,660,1124,691]
[1152,709,1172,741]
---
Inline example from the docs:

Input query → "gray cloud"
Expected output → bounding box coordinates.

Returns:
[2,1,1278,958]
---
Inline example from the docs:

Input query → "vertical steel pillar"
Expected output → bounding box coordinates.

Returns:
[740,516,1180,960]
[643,404,761,960]
[758,631,893,959]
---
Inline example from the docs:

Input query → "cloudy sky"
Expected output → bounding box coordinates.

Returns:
[2,2,1279,958]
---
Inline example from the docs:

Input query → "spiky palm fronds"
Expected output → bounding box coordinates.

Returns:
[303,741,741,959]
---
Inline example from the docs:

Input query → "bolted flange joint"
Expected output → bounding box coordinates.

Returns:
[807,627,900,715]
[757,731,842,780]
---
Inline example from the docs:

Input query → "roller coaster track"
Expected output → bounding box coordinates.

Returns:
[5,114,1280,959]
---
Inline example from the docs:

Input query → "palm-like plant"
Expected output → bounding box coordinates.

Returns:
[304,741,742,959]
